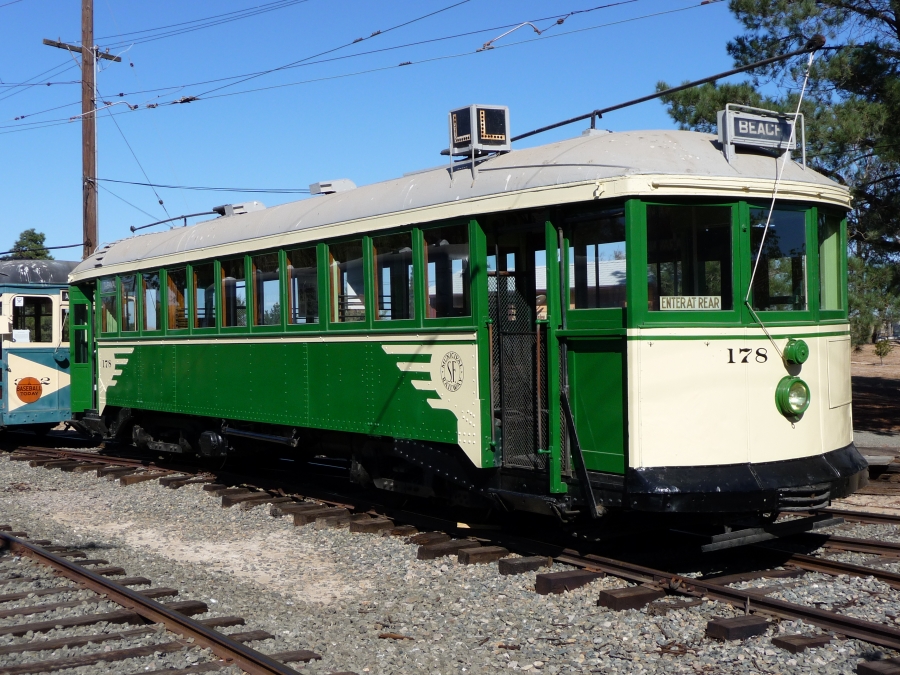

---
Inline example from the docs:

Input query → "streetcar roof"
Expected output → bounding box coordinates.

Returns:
[0,260,78,286]
[71,129,848,280]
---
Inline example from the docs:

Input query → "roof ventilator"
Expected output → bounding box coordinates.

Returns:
[309,179,356,195]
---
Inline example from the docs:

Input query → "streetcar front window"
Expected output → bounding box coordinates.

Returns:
[646,205,732,311]
[750,208,807,312]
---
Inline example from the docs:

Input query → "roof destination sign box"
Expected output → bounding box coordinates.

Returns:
[717,104,804,164]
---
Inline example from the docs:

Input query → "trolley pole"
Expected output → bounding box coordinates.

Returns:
[43,0,120,260]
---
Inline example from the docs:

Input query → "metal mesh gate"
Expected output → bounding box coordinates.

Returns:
[489,272,548,470]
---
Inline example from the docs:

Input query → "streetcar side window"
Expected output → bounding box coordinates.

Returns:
[193,264,216,328]
[73,328,88,363]
[166,268,188,330]
[647,205,733,311]
[221,258,247,327]
[750,208,807,312]
[373,233,414,321]
[142,272,161,331]
[424,224,470,318]
[819,211,843,311]
[565,207,627,309]
[121,275,137,332]
[99,277,118,333]
[287,247,319,324]
[329,240,366,323]
[12,297,53,342]
[252,253,281,326]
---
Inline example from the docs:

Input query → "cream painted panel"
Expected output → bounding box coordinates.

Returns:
[97,347,135,415]
[636,335,749,469]
[382,343,480,464]
[6,353,61,412]
[747,338,824,464]
[827,338,852,408]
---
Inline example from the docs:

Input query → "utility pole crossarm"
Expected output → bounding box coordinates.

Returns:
[42,38,121,61]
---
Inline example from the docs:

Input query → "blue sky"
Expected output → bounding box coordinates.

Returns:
[0,0,746,257]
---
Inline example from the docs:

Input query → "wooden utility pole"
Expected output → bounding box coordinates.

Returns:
[81,0,95,260]
[43,0,119,260]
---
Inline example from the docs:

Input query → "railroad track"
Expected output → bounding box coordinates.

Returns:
[12,442,900,663]
[0,529,354,675]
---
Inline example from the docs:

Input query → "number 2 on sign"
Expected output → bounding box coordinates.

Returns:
[727,348,767,364]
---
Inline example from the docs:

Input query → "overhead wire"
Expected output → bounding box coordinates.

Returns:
[0,61,77,105]
[95,0,312,49]
[0,1,719,135]
[97,86,171,218]
[192,0,473,99]
[97,183,160,220]
[110,1,644,100]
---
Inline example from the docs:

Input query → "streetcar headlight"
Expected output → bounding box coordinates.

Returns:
[783,338,809,365]
[776,376,811,416]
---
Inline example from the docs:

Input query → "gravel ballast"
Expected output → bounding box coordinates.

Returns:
[1,455,899,674]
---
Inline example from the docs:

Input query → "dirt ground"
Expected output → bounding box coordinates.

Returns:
[852,342,900,434]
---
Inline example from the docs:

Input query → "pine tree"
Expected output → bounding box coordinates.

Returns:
[2,229,54,260]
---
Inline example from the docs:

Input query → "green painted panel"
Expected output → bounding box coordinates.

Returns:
[567,339,626,473]
[103,340,460,448]
[69,285,93,414]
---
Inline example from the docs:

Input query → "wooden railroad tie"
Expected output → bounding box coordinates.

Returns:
[417,539,480,560]
[459,546,509,565]
[535,570,602,595]
[597,586,664,611]
[706,615,769,640]
[771,633,831,653]
[498,556,551,576]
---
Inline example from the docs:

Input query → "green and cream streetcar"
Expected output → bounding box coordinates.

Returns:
[67,105,866,522]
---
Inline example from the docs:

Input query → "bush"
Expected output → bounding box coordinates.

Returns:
[875,339,894,365]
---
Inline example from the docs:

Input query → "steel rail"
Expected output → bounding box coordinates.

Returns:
[817,508,900,526]
[555,551,900,651]
[0,533,300,675]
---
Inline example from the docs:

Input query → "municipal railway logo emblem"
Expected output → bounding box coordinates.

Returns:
[440,351,464,392]
[15,377,42,403]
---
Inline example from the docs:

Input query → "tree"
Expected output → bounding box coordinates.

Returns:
[848,256,900,346]
[875,339,894,365]
[2,229,53,260]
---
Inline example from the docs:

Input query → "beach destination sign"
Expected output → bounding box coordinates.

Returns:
[717,104,803,164]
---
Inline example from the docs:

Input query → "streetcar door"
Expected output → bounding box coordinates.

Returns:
[69,285,94,414]
[487,225,549,471]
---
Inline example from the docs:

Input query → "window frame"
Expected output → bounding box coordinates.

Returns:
[816,207,849,323]
[630,199,743,328]
[220,256,250,333]
[140,271,162,334]
[10,294,55,344]
[740,201,815,325]
[188,261,218,334]
[420,220,474,328]
[325,236,371,331]
[120,274,138,333]
[98,276,120,336]
[371,229,418,328]
[163,267,190,335]
[284,245,322,331]
[250,250,284,332]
